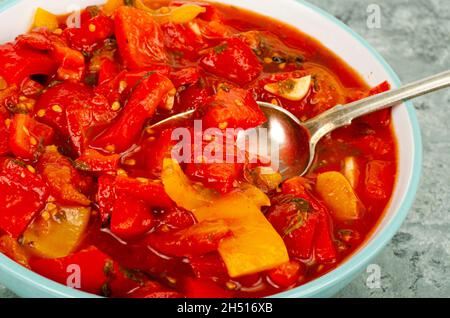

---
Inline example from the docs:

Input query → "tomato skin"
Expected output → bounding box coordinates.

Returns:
[110,194,154,241]
[0,160,49,238]
[9,114,54,161]
[29,246,113,295]
[0,43,58,86]
[199,86,266,130]
[114,6,167,70]
[93,73,174,153]
[0,114,10,155]
[200,38,262,85]
[351,134,394,159]
[267,260,303,288]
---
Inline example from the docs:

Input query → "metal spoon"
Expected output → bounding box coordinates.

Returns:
[150,70,450,179]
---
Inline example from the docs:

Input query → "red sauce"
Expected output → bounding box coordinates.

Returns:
[0,1,396,298]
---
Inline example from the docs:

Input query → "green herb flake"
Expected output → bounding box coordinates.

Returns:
[103,259,114,276]
[214,43,228,54]
[283,211,307,237]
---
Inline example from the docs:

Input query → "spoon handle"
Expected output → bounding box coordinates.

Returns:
[304,70,450,143]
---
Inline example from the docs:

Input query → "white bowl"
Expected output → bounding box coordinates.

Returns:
[0,0,422,298]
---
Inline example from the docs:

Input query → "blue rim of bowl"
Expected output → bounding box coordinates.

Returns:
[0,0,422,298]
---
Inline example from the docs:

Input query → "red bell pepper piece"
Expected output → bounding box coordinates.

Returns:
[0,43,58,86]
[161,22,206,61]
[16,31,85,82]
[189,253,228,281]
[314,211,337,263]
[74,149,120,172]
[37,146,91,206]
[92,73,175,153]
[267,195,319,259]
[159,208,196,232]
[34,82,115,155]
[199,86,266,130]
[143,128,178,177]
[147,220,232,257]
[29,246,114,295]
[63,11,114,53]
[9,114,54,160]
[365,160,395,200]
[114,176,175,209]
[170,67,200,88]
[351,134,394,159]
[96,174,116,223]
[98,58,120,85]
[114,6,167,70]
[0,114,9,155]
[185,162,242,194]
[200,38,262,85]
[0,159,49,238]
[110,194,154,241]
[173,84,211,113]
[184,278,232,298]
[267,260,303,288]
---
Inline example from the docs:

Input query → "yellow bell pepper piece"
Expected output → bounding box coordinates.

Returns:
[33,8,59,31]
[22,204,91,259]
[103,0,124,16]
[316,171,363,221]
[162,159,289,278]
[169,4,206,24]
[162,158,218,210]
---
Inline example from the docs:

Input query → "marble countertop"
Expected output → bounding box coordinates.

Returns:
[1,0,450,298]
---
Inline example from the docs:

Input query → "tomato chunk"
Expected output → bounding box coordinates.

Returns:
[114,6,167,69]
[161,22,205,61]
[184,278,232,298]
[0,159,49,238]
[200,38,262,85]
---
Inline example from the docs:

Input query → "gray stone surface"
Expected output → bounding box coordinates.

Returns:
[1,0,449,298]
